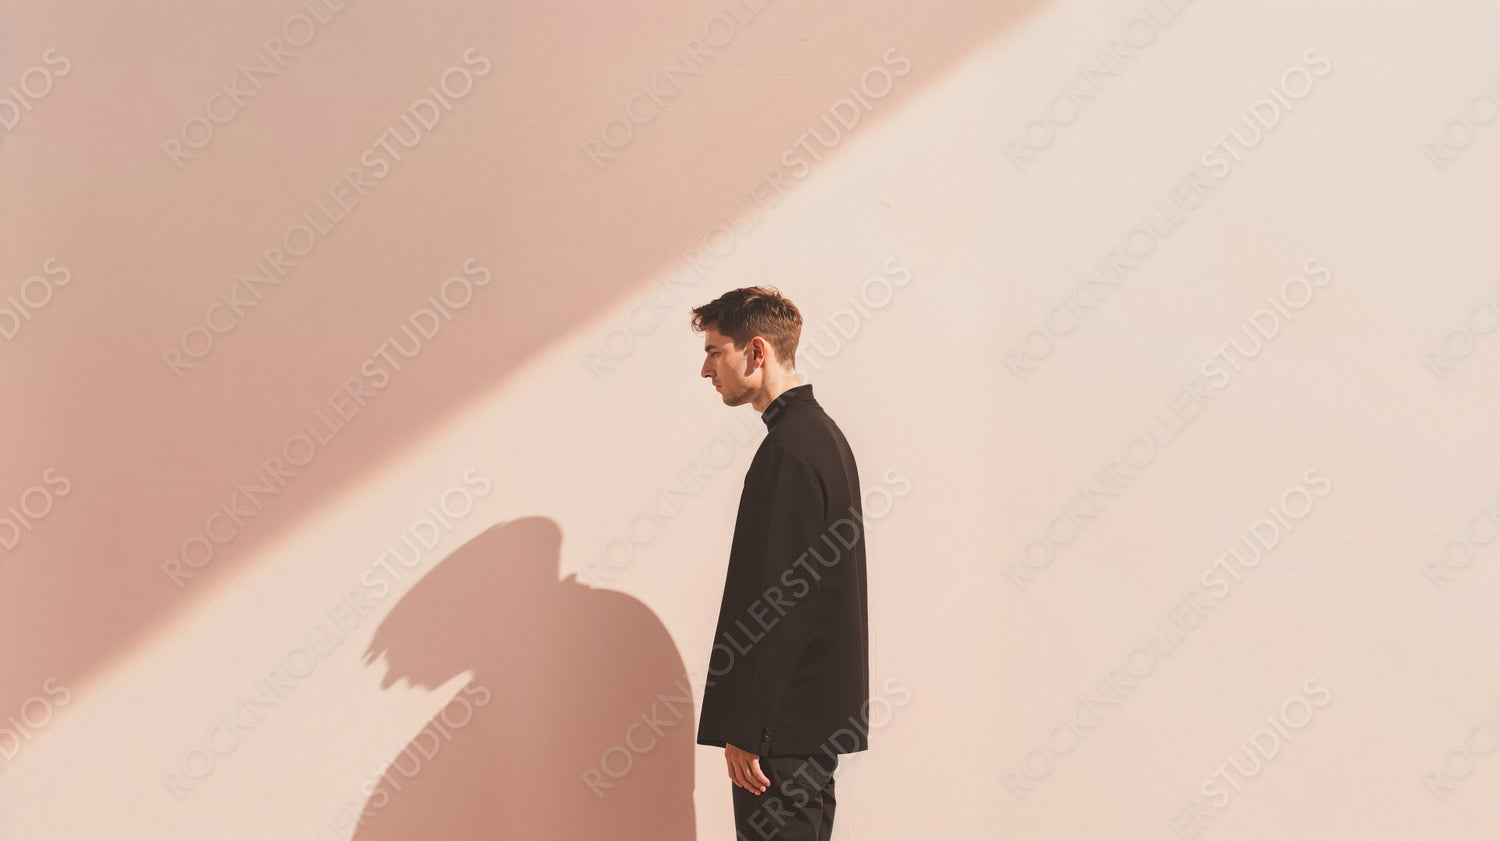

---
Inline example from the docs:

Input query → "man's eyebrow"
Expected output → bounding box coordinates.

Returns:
[705,343,720,351]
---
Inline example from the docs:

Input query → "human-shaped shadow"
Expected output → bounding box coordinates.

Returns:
[350,517,696,840]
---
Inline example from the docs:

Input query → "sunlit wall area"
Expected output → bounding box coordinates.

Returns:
[992,1,1500,839]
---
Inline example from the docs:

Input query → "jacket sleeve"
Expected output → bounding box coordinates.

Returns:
[725,447,828,755]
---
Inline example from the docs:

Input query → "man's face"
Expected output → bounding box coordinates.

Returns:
[701,326,758,406]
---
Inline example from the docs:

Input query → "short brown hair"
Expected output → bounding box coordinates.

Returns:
[690,286,803,366]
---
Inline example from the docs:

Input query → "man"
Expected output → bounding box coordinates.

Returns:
[689,286,869,841]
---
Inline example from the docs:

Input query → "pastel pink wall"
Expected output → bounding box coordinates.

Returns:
[8,0,1500,839]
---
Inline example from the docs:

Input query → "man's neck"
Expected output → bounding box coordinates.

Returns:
[754,376,804,413]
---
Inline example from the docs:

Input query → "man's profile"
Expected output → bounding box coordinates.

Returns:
[690,286,869,841]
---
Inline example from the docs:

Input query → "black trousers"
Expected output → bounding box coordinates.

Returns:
[731,753,838,841]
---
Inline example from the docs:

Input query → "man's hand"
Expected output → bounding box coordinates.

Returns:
[725,743,770,795]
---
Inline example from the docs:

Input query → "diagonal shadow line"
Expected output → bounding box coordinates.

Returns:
[0,0,1044,725]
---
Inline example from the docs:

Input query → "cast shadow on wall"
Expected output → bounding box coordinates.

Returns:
[349,517,697,840]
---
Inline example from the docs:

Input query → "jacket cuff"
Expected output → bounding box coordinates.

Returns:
[731,724,773,756]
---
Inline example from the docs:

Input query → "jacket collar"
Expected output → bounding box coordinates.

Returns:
[761,383,813,429]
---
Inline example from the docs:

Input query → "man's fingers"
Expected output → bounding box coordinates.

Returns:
[739,758,763,794]
[750,757,770,789]
[727,755,749,791]
[724,745,767,794]
[738,757,766,794]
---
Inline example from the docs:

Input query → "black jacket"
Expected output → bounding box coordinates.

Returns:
[695,383,869,756]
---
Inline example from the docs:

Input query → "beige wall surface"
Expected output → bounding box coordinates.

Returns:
[2,0,1499,839]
